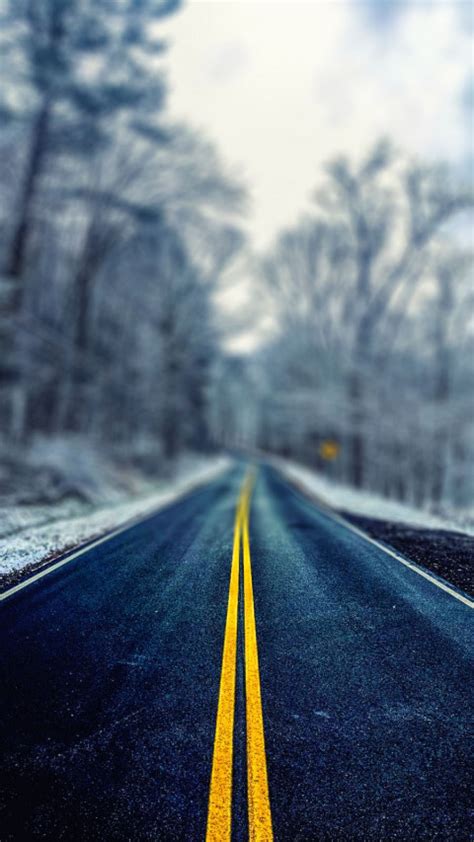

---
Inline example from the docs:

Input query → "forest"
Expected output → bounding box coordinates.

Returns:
[0,0,244,483]
[234,141,474,510]
[0,0,473,515]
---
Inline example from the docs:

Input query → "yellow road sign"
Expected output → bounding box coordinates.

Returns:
[319,440,340,461]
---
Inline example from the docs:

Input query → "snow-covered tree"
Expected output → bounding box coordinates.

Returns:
[252,141,474,509]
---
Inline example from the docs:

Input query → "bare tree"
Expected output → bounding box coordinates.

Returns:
[252,140,474,509]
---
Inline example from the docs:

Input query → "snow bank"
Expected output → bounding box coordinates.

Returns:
[0,454,230,583]
[274,457,474,537]
[0,435,151,508]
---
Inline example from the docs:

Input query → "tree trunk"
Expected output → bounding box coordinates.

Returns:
[349,366,365,488]
[63,227,102,433]
[430,291,451,506]
[6,100,51,279]
[162,358,179,465]
[160,311,180,470]
[431,368,449,506]
[0,101,52,439]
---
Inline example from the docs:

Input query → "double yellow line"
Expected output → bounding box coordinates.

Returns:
[206,471,273,841]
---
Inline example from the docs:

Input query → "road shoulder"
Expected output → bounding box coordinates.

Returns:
[271,459,474,602]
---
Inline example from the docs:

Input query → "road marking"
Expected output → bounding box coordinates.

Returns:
[0,469,230,604]
[242,479,274,841]
[206,472,273,841]
[333,513,474,609]
[281,470,474,609]
[206,487,244,841]
[0,522,137,603]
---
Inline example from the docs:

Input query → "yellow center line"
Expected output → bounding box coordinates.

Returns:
[206,490,243,842]
[242,478,273,842]
[206,471,273,842]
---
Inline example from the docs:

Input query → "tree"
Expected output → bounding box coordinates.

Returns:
[252,140,474,508]
[0,0,180,436]
[1,0,179,278]
[316,140,473,487]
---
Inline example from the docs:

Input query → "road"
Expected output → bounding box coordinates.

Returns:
[1,463,472,841]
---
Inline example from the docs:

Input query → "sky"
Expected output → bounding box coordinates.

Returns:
[161,0,472,250]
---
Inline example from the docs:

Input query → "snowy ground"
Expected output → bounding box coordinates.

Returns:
[276,458,474,536]
[274,457,474,597]
[2,447,473,597]
[0,452,230,588]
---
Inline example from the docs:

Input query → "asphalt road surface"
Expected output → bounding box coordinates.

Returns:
[1,463,473,841]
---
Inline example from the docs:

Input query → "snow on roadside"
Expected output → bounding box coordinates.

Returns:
[274,457,474,537]
[0,455,230,584]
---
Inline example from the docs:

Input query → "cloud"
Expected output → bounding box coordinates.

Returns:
[161,1,472,248]
[206,41,249,82]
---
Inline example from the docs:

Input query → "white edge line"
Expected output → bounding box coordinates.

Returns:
[1,465,229,603]
[0,521,137,602]
[280,470,474,610]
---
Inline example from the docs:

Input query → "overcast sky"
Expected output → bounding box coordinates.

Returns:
[161,0,472,251]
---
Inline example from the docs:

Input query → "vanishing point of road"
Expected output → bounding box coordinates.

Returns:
[1,463,472,840]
